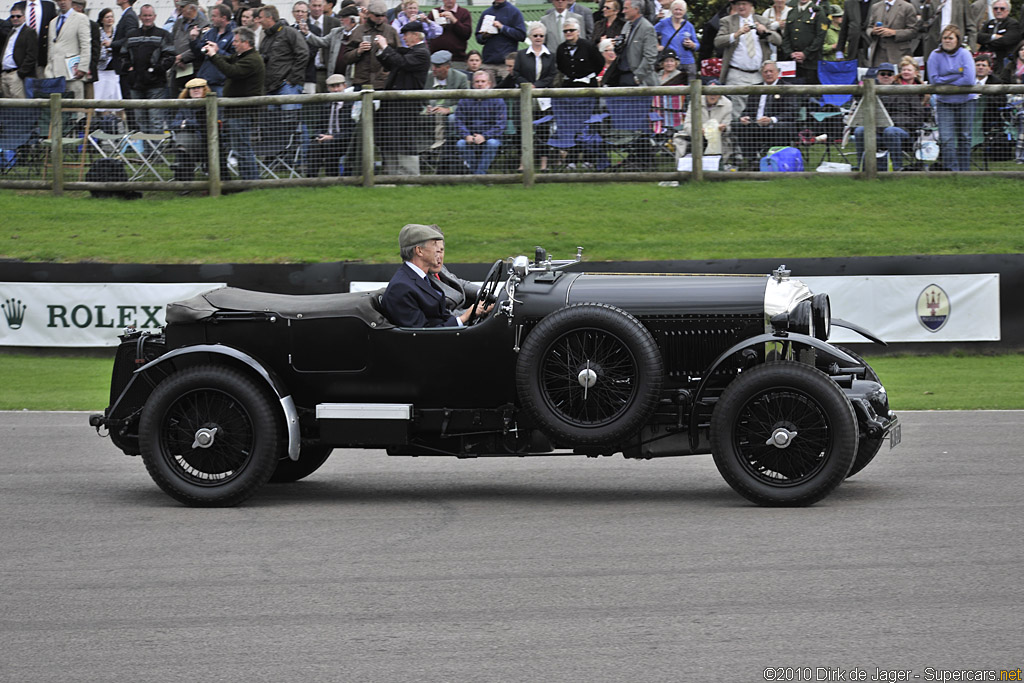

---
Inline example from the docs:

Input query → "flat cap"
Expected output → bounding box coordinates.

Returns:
[339,5,359,16]
[325,73,346,85]
[401,20,423,33]
[399,223,444,249]
[430,49,453,65]
[184,77,208,88]
[367,0,387,14]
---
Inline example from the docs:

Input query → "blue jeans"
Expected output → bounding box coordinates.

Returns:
[130,86,168,133]
[935,100,976,172]
[224,117,258,181]
[457,137,501,174]
[854,126,910,170]
[270,82,303,111]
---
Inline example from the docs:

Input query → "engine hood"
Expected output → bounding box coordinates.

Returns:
[563,273,768,316]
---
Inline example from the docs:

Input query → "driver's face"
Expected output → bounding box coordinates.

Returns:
[417,240,444,273]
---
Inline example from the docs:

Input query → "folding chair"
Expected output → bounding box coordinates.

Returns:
[598,95,657,171]
[0,105,40,175]
[122,131,173,181]
[816,60,858,109]
[547,96,601,170]
[257,121,303,179]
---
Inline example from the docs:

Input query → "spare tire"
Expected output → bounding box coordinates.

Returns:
[515,303,663,446]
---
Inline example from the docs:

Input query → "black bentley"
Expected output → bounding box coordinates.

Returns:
[90,248,900,507]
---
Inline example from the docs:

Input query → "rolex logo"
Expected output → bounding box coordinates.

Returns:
[2,297,27,330]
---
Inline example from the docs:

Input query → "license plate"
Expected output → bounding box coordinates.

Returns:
[889,421,901,449]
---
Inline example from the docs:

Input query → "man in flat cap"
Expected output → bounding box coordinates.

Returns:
[382,224,489,327]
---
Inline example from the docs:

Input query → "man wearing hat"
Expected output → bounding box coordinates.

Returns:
[306,72,353,175]
[382,224,488,328]
[344,0,398,90]
[852,63,928,170]
[422,49,468,166]
[864,0,917,67]
[373,19,429,174]
[714,0,780,118]
[299,4,357,81]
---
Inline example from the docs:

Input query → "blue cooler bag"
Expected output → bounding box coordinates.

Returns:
[759,146,804,172]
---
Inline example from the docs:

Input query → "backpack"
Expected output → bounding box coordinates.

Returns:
[85,158,142,199]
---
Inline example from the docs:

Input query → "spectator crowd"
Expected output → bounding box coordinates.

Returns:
[2,0,1022,179]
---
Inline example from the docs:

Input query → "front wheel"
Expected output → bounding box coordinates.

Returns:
[139,365,280,507]
[711,361,858,507]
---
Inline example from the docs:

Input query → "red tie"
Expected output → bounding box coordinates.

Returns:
[29,1,37,31]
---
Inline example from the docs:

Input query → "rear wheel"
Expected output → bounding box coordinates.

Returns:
[711,361,858,506]
[139,365,279,507]
[269,445,334,483]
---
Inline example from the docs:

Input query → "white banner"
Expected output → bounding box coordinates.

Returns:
[802,274,1000,342]
[0,283,225,347]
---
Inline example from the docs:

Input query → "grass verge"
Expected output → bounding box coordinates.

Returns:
[1,351,1020,412]
[3,176,1024,264]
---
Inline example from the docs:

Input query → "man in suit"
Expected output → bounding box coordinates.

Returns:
[618,0,658,85]
[780,0,829,83]
[917,0,976,58]
[44,0,91,98]
[20,0,56,77]
[732,60,796,168]
[837,0,876,63]
[539,0,584,53]
[2,3,38,97]
[382,223,488,328]
[291,1,320,93]
[976,0,1019,64]
[305,72,352,175]
[865,0,918,66]
[714,0,782,119]
[308,0,338,91]
[110,0,138,102]
[299,5,353,82]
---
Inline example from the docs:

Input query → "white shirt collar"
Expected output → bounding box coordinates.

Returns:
[405,261,428,279]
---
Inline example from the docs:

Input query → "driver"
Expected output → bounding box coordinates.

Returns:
[381,224,491,327]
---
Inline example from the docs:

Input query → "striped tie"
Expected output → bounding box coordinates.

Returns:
[29,1,37,31]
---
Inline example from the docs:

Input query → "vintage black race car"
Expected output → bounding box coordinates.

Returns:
[90,248,900,508]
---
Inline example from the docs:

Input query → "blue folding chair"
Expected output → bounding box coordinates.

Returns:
[817,60,858,108]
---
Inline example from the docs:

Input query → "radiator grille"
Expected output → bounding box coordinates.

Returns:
[649,317,761,378]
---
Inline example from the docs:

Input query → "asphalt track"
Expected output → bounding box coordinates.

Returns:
[1,410,1021,682]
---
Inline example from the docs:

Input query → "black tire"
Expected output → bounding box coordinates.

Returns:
[515,303,663,446]
[711,361,858,507]
[139,365,280,507]
[836,345,885,479]
[269,445,333,483]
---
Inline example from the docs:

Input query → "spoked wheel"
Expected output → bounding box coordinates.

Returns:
[269,445,334,483]
[516,303,663,445]
[711,361,858,507]
[836,345,885,479]
[139,365,280,507]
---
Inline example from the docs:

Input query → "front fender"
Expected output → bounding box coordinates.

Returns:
[131,345,300,461]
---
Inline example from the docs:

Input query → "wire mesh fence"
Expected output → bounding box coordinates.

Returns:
[2,81,1023,194]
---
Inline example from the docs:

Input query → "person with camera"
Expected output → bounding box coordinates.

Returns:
[392,0,441,46]
[205,26,265,181]
[187,3,233,96]
[344,0,398,90]
[715,0,781,120]
[615,0,658,86]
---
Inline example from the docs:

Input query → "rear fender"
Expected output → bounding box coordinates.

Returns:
[128,345,300,461]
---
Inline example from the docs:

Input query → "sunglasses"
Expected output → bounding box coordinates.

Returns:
[563,28,577,33]
[993,6,1008,10]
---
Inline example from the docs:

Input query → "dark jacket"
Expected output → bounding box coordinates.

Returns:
[428,4,472,62]
[780,1,828,64]
[122,24,175,89]
[741,84,796,123]
[977,17,1021,65]
[344,21,399,88]
[85,17,100,82]
[377,40,429,90]
[25,0,58,73]
[382,263,458,328]
[110,4,137,74]
[879,90,930,132]
[2,24,38,80]
[591,15,624,43]
[189,24,234,86]
[209,46,265,99]
[512,47,556,87]
[474,1,526,65]
[453,95,506,138]
[259,20,308,92]
[556,38,603,87]
[294,20,320,83]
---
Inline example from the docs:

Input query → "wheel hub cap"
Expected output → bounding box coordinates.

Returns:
[766,427,798,449]
[192,426,219,450]
[577,367,598,389]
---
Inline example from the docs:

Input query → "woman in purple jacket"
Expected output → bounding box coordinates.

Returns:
[926,24,977,171]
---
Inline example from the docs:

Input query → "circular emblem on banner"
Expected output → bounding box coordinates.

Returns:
[917,284,950,332]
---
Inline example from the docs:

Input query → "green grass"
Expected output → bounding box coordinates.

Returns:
[0,351,1020,412]
[3,176,1024,264]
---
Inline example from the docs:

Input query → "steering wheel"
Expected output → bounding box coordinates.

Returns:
[467,259,505,326]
